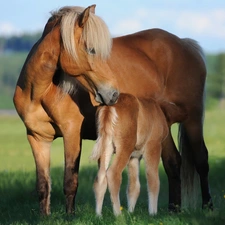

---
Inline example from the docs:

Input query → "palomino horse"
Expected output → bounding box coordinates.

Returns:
[14,5,213,215]
[13,5,118,215]
[91,93,168,216]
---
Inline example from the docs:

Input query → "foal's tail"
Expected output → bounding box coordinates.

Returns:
[90,106,117,161]
[178,124,200,209]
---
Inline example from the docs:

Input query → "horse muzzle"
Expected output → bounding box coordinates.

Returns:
[95,89,120,106]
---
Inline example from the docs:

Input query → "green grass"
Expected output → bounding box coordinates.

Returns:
[0,109,225,225]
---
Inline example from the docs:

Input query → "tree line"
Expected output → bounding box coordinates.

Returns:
[0,32,41,53]
[0,33,224,109]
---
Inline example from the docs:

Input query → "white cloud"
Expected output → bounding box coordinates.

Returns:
[175,9,225,38]
[111,19,143,35]
[111,7,225,44]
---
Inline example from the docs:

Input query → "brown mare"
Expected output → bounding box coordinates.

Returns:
[91,93,168,216]
[13,5,118,215]
[13,5,213,215]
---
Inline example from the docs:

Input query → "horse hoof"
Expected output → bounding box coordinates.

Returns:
[202,199,213,211]
[168,203,181,213]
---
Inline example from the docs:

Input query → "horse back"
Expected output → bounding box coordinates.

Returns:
[97,93,168,148]
[113,29,206,114]
[97,93,139,137]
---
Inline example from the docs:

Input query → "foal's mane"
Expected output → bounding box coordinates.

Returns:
[51,6,112,61]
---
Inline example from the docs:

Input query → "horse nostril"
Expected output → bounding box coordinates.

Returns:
[112,90,119,103]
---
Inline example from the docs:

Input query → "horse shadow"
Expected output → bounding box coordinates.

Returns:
[0,158,224,224]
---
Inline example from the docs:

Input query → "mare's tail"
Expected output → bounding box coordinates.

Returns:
[179,38,206,209]
[178,124,200,209]
[90,106,117,161]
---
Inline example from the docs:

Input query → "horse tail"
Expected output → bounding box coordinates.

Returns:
[179,38,206,209]
[90,106,118,161]
[178,123,200,209]
[182,38,205,63]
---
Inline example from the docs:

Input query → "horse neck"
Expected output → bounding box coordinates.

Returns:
[22,28,61,100]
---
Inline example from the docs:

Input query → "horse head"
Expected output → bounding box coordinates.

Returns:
[58,5,119,105]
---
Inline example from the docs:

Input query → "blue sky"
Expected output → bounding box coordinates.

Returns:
[1,0,225,53]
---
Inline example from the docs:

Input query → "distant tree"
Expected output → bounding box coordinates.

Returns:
[216,53,225,108]
[0,37,6,52]
[0,32,41,52]
[205,54,225,109]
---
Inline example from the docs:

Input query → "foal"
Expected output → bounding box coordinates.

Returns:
[90,93,168,216]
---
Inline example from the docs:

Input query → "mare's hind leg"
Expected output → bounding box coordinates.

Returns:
[144,141,161,215]
[182,120,213,209]
[127,156,141,213]
[161,130,181,212]
[27,134,52,215]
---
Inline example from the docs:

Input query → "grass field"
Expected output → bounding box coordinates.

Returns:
[0,109,225,225]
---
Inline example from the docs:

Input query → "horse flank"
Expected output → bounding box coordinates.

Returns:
[59,6,112,61]
[90,106,118,162]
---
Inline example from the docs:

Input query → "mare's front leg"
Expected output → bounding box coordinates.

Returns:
[27,133,52,215]
[62,116,84,214]
[161,130,181,212]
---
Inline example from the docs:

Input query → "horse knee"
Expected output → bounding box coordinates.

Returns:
[93,172,107,197]
[63,176,78,196]
[107,167,119,184]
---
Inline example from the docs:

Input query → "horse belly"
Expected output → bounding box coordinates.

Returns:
[160,100,188,125]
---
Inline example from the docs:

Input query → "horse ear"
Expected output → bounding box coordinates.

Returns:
[90,4,96,14]
[78,4,96,27]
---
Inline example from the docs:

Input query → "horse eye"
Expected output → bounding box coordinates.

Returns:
[87,48,96,55]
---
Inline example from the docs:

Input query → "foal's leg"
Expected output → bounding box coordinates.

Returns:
[127,156,141,213]
[107,147,134,216]
[93,145,114,216]
[27,134,52,215]
[144,141,161,215]
[93,159,108,216]
[161,130,181,212]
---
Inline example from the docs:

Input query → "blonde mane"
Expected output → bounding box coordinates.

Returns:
[52,6,112,61]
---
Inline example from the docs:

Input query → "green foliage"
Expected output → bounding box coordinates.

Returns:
[0,32,41,52]
[0,52,28,109]
[0,109,224,224]
[205,53,225,109]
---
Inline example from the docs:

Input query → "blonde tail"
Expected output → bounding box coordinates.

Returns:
[90,106,118,161]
